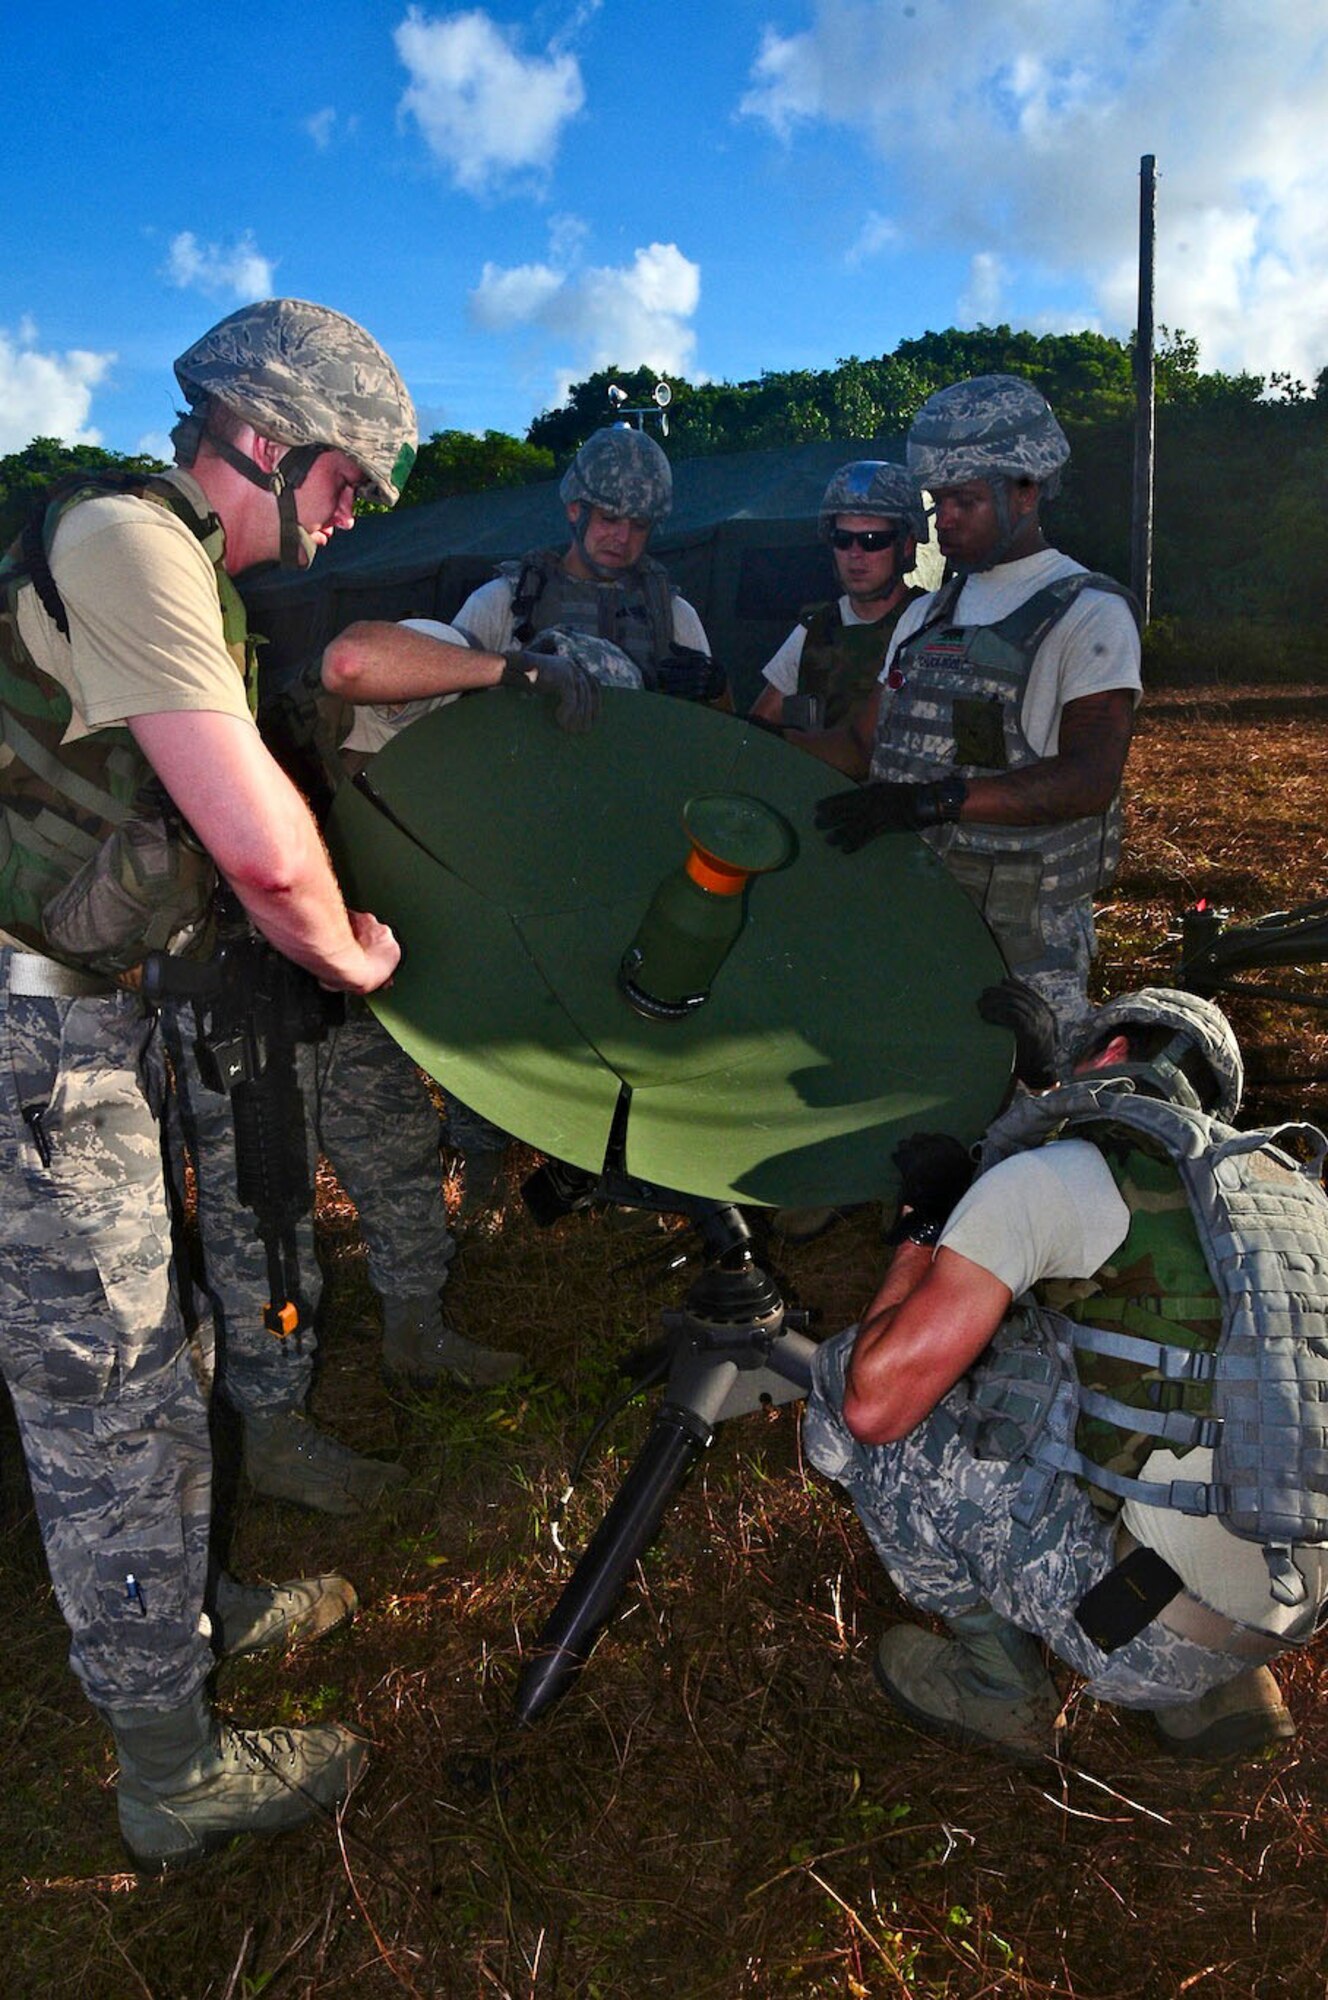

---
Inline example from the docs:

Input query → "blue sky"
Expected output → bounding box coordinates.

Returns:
[4,1,1327,459]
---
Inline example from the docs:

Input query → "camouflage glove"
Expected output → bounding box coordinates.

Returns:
[978,977,1060,1090]
[815,774,967,852]
[501,642,601,733]
[884,1132,976,1246]
[654,645,728,704]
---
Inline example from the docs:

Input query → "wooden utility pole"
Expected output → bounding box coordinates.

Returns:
[1131,153,1157,624]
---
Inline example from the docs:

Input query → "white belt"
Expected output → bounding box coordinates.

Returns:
[0,948,117,998]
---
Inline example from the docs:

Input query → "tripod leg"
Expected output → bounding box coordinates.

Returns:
[514,1376,733,1725]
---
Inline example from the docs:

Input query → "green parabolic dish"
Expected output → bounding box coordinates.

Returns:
[326,688,1012,1206]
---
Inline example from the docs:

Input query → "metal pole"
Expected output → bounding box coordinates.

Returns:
[1131,153,1157,624]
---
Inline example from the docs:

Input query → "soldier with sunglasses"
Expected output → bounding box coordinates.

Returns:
[749,461,928,735]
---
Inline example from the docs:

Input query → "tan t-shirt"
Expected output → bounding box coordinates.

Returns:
[15,470,253,743]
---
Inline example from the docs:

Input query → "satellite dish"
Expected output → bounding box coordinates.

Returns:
[328,693,1010,1207]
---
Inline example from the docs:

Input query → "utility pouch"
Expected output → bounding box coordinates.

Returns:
[952,694,1008,768]
[1073,1544,1185,1653]
[42,814,215,973]
[962,1309,1069,1462]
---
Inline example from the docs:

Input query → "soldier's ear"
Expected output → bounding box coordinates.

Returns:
[1075,1032,1131,1076]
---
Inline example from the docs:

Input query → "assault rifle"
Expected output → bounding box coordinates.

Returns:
[1179,897,1328,1088]
[143,920,343,1340]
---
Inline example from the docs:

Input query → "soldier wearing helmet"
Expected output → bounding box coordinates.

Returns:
[809,376,1142,1048]
[0,299,417,1868]
[749,461,928,734]
[450,424,729,709]
[804,988,1328,1766]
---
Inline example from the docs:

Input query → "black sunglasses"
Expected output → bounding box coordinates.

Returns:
[829,528,898,553]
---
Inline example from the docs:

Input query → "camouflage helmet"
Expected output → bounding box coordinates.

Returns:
[907,374,1070,496]
[1066,987,1244,1122]
[173,298,417,506]
[818,461,929,544]
[528,627,644,691]
[559,426,673,525]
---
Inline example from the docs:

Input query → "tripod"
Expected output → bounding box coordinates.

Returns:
[514,1189,817,1724]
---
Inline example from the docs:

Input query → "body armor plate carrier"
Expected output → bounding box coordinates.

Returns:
[967,1079,1328,1609]
[796,593,917,730]
[0,472,254,973]
[503,547,677,685]
[872,572,1135,949]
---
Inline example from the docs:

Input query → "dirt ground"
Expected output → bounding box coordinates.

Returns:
[3,693,1328,1998]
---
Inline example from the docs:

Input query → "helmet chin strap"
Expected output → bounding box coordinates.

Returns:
[205,434,328,568]
[951,478,1025,575]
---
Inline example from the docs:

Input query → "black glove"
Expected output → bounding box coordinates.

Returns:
[654,645,728,705]
[978,977,1060,1090]
[884,1131,976,1245]
[815,774,967,853]
[500,644,601,733]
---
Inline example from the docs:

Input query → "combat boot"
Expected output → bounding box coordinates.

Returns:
[1152,1667,1296,1758]
[381,1292,521,1389]
[454,1144,507,1228]
[242,1408,408,1516]
[873,1608,1063,1763]
[211,1570,358,1658]
[106,1688,367,1871]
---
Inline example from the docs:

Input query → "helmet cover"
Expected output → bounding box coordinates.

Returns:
[174,298,417,505]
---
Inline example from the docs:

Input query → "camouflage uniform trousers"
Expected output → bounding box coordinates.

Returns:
[165,999,455,1417]
[803,1323,1257,1710]
[989,895,1096,1059]
[0,971,213,1710]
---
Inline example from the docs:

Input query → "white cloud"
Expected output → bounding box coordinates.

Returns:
[395,7,584,196]
[303,106,360,150]
[0,323,113,452]
[470,260,566,329]
[304,107,337,150]
[739,0,1328,382]
[845,210,898,267]
[164,230,275,300]
[470,240,701,396]
[136,430,175,464]
[959,252,1006,327]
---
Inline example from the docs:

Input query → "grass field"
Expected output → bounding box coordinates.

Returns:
[3,691,1328,1998]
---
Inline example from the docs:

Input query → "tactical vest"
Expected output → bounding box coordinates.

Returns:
[0,473,255,973]
[796,592,918,729]
[870,571,1134,954]
[503,546,677,684]
[966,1079,1328,1608]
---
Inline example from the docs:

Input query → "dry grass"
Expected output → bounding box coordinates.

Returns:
[4,694,1328,1997]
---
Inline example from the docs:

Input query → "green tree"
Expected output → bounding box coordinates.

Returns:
[0,436,166,547]
[394,428,554,509]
